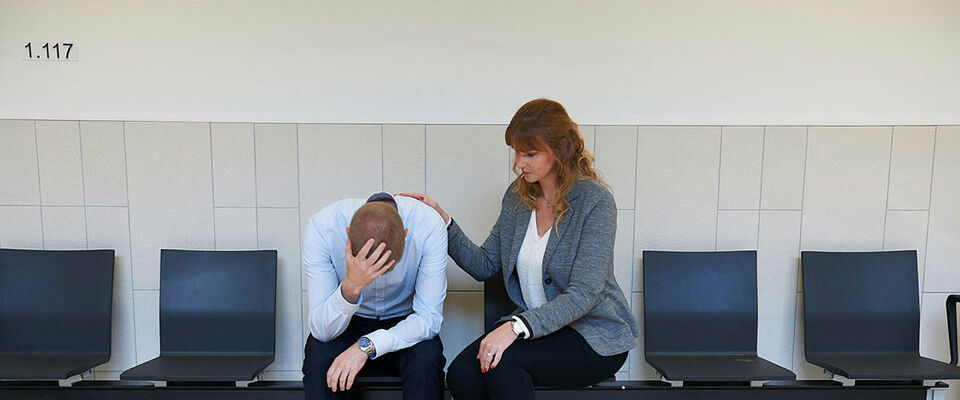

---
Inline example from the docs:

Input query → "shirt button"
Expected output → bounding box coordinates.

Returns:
[544,278,552,285]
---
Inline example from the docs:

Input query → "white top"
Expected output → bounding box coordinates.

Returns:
[516,209,551,309]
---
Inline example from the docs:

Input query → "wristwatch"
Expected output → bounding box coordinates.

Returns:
[357,336,376,359]
[510,319,527,339]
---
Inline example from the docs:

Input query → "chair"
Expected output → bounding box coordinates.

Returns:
[120,249,277,383]
[484,275,516,332]
[0,249,114,380]
[801,250,960,380]
[642,250,795,382]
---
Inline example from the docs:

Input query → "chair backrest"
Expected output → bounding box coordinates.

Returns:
[159,249,277,355]
[643,250,759,354]
[0,248,114,355]
[801,250,919,355]
[484,274,516,332]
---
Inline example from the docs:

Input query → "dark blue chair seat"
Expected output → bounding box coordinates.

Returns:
[801,250,960,381]
[0,354,109,380]
[642,251,796,382]
[71,380,154,387]
[120,250,277,383]
[806,353,960,380]
[0,249,115,380]
[645,354,794,382]
[119,354,275,381]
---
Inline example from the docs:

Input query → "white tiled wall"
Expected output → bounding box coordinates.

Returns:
[2,120,959,395]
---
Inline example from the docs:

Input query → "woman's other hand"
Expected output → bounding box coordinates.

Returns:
[396,192,450,224]
[477,322,518,373]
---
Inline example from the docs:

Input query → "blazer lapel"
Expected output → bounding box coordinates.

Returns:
[541,182,583,274]
[541,210,570,275]
[506,205,531,279]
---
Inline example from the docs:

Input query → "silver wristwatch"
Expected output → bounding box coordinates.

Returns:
[357,336,376,358]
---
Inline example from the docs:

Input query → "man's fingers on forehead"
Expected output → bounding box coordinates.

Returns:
[357,238,375,255]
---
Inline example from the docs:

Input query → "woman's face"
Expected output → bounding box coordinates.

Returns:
[514,146,558,184]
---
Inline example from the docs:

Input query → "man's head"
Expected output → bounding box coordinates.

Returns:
[348,201,406,264]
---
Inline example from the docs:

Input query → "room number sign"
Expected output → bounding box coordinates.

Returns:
[24,42,75,61]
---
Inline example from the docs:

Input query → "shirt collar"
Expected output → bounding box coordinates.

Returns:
[366,191,396,204]
[365,191,405,218]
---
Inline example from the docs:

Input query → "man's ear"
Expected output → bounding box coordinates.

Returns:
[345,226,350,235]
[404,228,409,236]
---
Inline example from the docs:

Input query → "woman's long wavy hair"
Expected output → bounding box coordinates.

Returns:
[505,98,605,230]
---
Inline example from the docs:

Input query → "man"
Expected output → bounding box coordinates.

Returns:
[302,192,447,400]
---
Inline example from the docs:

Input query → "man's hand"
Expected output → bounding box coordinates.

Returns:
[341,229,397,303]
[326,346,369,392]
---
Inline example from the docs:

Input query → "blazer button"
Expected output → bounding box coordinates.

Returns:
[544,278,552,285]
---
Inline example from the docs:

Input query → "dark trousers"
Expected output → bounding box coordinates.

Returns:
[446,326,627,400]
[302,315,445,400]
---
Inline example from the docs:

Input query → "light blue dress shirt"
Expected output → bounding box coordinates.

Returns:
[303,193,447,357]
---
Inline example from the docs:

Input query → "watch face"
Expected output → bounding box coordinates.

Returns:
[359,337,371,348]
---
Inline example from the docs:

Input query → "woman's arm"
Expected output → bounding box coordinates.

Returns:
[516,191,617,338]
[446,209,505,281]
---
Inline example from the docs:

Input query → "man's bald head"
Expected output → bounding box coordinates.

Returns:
[348,202,405,263]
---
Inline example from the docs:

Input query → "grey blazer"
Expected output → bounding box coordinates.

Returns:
[447,179,639,356]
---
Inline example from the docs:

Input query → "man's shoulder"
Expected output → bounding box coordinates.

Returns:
[396,196,446,231]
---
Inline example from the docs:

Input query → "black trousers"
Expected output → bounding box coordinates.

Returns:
[302,315,445,400]
[446,326,627,400]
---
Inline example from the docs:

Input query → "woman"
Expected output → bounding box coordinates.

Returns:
[399,98,638,399]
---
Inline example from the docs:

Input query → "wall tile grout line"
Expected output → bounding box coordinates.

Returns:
[34,120,46,248]
[253,124,260,249]
[592,126,597,158]
[632,125,639,304]
[209,123,217,250]
[758,127,767,212]
[121,121,139,363]
[919,127,938,307]
[380,124,385,191]
[423,125,427,195]
[296,123,304,351]
[756,127,776,370]
[625,125,638,376]
[78,121,89,249]
[0,204,129,208]
[3,119,959,127]
[215,206,300,210]
[714,127,724,251]
[881,127,894,249]
[719,208,802,212]
[755,127,766,252]
[790,126,810,371]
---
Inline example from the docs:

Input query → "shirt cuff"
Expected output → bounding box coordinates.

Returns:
[331,283,362,315]
[364,329,393,359]
[511,316,531,339]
